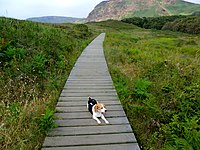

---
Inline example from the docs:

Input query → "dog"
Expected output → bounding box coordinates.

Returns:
[87,97,109,124]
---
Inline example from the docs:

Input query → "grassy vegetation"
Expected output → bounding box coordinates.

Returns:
[89,20,200,150]
[132,7,159,17]
[0,17,95,149]
[162,16,200,34]
[166,0,200,15]
[122,15,186,30]
[1,17,199,150]
[123,0,200,18]
[122,15,200,34]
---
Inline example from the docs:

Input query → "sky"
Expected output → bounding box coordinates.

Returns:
[0,0,200,20]
[0,0,104,19]
[183,0,200,4]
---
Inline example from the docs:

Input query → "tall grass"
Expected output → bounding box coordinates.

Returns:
[0,17,95,149]
[90,20,200,150]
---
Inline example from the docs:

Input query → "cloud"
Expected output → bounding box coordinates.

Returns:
[183,0,200,4]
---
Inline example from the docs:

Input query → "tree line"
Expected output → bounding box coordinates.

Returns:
[122,13,200,34]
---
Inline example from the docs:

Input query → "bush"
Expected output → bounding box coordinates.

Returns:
[133,79,152,100]
[31,53,47,77]
[122,15,186,30]
[0,17,95,149]
[162,16,200,34]
[72,24,91,38]
[37,108,57,133]
[122,15,200,34]
[103,22,200,149]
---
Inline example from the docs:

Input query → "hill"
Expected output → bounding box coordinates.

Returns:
[0,17,94,149]
[27,16,83,23]
[88,20,200,150]
[1,17,199,150]
[86,0,200,22]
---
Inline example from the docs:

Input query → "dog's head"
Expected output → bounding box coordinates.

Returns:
[94,103,107,115]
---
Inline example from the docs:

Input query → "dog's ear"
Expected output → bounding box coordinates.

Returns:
[88,96,91,100]
[95,104,102,111]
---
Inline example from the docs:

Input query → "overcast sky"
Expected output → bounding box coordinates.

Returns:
[0,0,104,19]
[0,0,199,20]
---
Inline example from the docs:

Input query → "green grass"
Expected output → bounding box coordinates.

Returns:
[132,7,159,17]
[124,0,200,18]
[0,17,96,149]
[166,0,200,15]
[88,20,200,150]
[1,17,200,150]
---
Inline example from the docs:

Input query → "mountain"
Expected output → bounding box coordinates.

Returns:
[27,16,84,23]
[86,0,200,22]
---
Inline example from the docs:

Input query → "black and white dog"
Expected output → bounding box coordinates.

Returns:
[87,97,109,124]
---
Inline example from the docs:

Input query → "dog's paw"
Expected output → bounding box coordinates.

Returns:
[97,121,101,124]
[105,120,109,124]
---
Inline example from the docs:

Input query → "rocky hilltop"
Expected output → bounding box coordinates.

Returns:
[86,0,200,22]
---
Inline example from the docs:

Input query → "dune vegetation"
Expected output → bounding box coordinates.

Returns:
[89,20,200,150]
[0,17,95,149]
[1,17,199,150]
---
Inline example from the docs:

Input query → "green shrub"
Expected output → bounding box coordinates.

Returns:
[37,108,57,133]
[133,79,152,100]
[31,53,47,77]
[0,17,95,149]
[101,20,200,149]
[6,102,22,124]
[72,24,91,38]
[122,15,186,30]
[162,16,200,34]
[122,15,200,34]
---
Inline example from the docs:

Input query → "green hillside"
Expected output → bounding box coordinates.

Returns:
[88,20,200,150]
[122,15,200,34]
[0,17,95,149]
[166,0,200,15]
[132,0,200,17]
[1,17,200,150]
[27,16,83,23]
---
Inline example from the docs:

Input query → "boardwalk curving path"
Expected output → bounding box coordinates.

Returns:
[42,33,140,150]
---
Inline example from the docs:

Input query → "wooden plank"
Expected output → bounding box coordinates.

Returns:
[66,76,112,80]
[57,101,121,106]
[70,69,109,72]
[48,124,133,136]
[61,89,116,93]
[58,96,119,101]
[70,72,108,75]
[67,79,112,81]
[42,143,140,150]
[55,117,129,127]
[60,92,117,97]
[63,86,114,90]
[42,133,137,147]
[56,105,123,113]
[54,111,126,119]
[65,83,113,86]
[68,76,111,79]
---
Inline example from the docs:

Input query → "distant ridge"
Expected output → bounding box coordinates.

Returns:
[27,16,84,23]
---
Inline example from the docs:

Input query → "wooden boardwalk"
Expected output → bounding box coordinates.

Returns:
[42,33,140,150]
